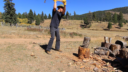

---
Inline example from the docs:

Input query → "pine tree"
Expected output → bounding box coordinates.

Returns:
[92,12,96,21]
[35,15,40,25]
[74,11,76,19]
[44,14,47,19]
[74,11,76,17]
[0,12,2,22]
[105,12,112,21]
[88,11,92,21]
[66,11,69,19]
[84,17,89,25]
[48,13,52,19]
[37,14,41,22]
[41,11,44,22]
[107,22,112,30]
[28,9,34,24]
[118,21,123,28]
[124,20,126,24]
[21,13,26,19]
[33,11,36,20]
[23,12,28,18]
[18,13,22,18]
[2,12,5,20]
[0,12,2,18]
[4,0,18,26]
[118,12,123,22]
[112,13,117,24]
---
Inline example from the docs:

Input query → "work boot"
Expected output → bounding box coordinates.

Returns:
[46,51,51,55]
[55,49,62,52]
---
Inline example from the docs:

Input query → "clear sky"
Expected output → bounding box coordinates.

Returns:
[0,0,128,15]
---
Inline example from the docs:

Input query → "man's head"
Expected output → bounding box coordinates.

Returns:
[57,4,64,12]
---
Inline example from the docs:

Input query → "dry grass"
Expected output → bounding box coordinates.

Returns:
[0,19,128,72]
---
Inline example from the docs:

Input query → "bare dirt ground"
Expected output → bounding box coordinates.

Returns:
[0,22,128,72]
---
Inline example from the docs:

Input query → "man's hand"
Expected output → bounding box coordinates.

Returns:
[54,0,57,2]
[62,0,66,5]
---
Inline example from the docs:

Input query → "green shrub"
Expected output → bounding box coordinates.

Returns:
[107,22,112,30]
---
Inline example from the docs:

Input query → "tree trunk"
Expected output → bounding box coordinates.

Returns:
[10,23,12,27]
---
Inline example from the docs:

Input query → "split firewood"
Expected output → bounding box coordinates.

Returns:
[109,37,112,43]
[94,47,115,57]
[104,36,109,43]
[101,42,111,48]
[101,37,112,48]
[81,37,90,48]
[118,48,128,59]
[109,44,121,56]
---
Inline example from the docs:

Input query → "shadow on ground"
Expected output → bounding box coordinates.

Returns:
[102,59,128,72]
[103,29,109,31]
[40,44,48,51]
[39,44,55,51]
[73,53,78,57]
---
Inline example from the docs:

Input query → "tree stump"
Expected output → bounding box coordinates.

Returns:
[78,46,90,59]
[78,37,90,59]
[115,40,127,48]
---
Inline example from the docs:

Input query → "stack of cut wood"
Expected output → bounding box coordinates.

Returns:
[94,36,128,68]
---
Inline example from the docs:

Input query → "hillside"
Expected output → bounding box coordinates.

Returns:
[109,6,128,14]
[72,6,128,20]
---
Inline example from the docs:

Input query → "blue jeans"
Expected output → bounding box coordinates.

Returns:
[46,27,60,51]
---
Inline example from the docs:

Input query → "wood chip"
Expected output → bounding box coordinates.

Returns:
[80,66,85,69]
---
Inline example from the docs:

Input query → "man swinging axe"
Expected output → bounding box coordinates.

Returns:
[46,0,66,54]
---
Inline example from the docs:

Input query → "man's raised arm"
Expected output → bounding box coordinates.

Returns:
[53,0,57,11]
[62,1,66,15]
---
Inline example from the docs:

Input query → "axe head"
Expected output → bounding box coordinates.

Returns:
[44,0,46,3]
